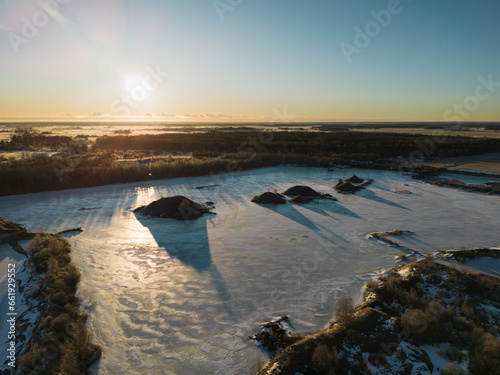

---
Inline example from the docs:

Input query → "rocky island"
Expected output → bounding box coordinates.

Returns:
[133,195,214,220]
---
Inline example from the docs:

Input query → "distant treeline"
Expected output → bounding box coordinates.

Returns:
[0,128,87,152]
[95,131,500,158]
[1,131,500,196]
[0,153,280,196]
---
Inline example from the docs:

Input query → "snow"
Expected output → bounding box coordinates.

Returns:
[0,166,499,374]
[420,344,468,375]
[0,244,25,369]
[0,242,41,371]
[447,168,500,177]
[435,256,500,280]
[0,243,25,281]
[478,304,500,327]
[460,257,500,278]
[355,342,432,375]
[439,172,500,185]
[397,267,411,278]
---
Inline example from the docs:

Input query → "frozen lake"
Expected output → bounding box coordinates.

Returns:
[1,166,499,375]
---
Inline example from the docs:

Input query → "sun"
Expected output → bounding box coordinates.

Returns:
[124,74,149,102]
[125,75,143,91]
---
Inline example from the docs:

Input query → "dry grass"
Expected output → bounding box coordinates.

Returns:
[17,234,101,374]
[397,253,408,261]
[426,152,500,174]
[442,363,467,375]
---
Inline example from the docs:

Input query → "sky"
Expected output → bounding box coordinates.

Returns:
[0,0,499,122]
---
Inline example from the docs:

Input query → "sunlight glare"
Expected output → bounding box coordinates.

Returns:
[125,74,149,101]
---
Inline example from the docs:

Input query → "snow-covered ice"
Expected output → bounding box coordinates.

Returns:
[0,166,499,374]
[439,172,500,186]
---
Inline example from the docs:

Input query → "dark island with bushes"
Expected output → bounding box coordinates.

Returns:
[251,185,337,205]
[133,195,214,220]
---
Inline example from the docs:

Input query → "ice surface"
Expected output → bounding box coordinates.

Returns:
[0,166,499,374]
[439,172,500,186]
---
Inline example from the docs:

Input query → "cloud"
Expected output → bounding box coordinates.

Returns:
[204,113,233,118]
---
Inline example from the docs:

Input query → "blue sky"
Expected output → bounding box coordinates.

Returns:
[0,0,499,121]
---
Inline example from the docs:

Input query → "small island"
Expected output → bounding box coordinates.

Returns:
[252,186,336,205]
[251,192,287,205]
[133,195,214,220]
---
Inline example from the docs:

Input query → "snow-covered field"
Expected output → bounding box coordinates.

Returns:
[0,166,499,375]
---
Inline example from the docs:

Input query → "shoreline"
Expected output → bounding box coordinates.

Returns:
[0,221,101,374]
[256,249,500,375]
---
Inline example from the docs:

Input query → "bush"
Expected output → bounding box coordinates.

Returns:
[401,302,457,344]
[312,344,338,374]
[335,296,355,325]
[438,346,464,363]
[441,363,467,375]
[18,234,101,374]
[468,330,500,375]
[50,313,72,334]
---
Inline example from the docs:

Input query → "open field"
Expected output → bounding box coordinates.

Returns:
[0,122,317,142]
[350,127,500,139]
[1,122,500,142]
[425,152,500,174]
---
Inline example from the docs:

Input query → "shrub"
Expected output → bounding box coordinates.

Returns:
[438,346,464,363]
[18,234,101,374]
[461,299,475,319]
[335,296,355,325]
[50,313,72,334]
[401,309,427,339]
[364,280,378,293]
[441,363,467,375]
[401,302,456,344]
[468,330,500,375]
[59,350,80,375]
[51,291,69,306]
[312,344,338,374]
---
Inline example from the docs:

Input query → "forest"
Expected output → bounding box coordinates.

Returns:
[1,128,500,196]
